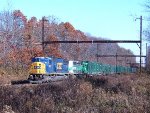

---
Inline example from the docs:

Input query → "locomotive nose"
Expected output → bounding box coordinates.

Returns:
[29,62,46,75]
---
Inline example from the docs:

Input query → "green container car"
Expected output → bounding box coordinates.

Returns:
[82,61,104,75]
[81,61,88,74]
[88,61,99,75]
[110,65,116,74]
[81,60,135,75]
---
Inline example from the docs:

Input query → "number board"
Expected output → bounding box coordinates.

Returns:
[34,66,41,69]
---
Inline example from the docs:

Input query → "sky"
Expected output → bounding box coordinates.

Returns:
[0,0,149,63]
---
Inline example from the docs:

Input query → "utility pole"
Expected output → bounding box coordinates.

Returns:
[97,44,98,62]
[146,43,148,71]
[116,53,118,74]
[42,16,48,56]
[135,16,142,74]
[42,16,45,56]
[140,16,142,74]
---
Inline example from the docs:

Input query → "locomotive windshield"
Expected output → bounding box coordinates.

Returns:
[31,58,40,62]
[31,57,51,64]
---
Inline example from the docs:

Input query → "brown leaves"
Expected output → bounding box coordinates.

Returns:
[13,10,27,23]
[45,34,62,58]
[63,22,75,32]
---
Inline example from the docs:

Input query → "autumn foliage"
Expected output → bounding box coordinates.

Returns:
[0,10,136,71]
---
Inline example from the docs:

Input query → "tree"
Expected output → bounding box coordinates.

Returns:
[57,22,89,60]
[0,9,136,73]
[144,0,150,70]
[0,10,27,68]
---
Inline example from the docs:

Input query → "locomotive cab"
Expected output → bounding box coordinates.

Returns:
[29,57,52,80]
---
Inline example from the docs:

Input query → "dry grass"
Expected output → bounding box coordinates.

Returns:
[0,73,150,113]
[0,68,28,85]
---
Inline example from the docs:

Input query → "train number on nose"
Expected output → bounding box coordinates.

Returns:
[34,66,41,69]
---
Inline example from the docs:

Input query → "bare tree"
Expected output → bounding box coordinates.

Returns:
[144,0,150,70]
[0,9,26,71]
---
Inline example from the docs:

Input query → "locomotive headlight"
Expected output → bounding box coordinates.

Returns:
[29,75,33,79]
[29,75,33,77]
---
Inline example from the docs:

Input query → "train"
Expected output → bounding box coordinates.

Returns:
[25,56,137,84]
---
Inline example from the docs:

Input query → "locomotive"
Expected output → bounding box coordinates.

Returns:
[26,56,137,83]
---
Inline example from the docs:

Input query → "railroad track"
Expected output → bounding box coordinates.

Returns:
[0,79,66,88]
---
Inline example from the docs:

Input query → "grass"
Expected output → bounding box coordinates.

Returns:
[0,71,150,113]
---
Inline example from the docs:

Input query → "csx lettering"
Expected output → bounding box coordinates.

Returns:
[57,63,62,69]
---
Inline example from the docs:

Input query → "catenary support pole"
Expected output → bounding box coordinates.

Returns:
[42,17,45,56]
[140,16,142,74]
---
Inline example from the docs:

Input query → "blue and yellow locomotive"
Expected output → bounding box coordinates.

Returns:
[28,57,69,83]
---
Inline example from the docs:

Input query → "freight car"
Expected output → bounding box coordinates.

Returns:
[25,56,137,84]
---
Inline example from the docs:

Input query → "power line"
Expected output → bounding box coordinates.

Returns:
[96,55,146,57]
[42,40,141,44]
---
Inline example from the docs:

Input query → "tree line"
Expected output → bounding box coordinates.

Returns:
[0,10,136,71]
